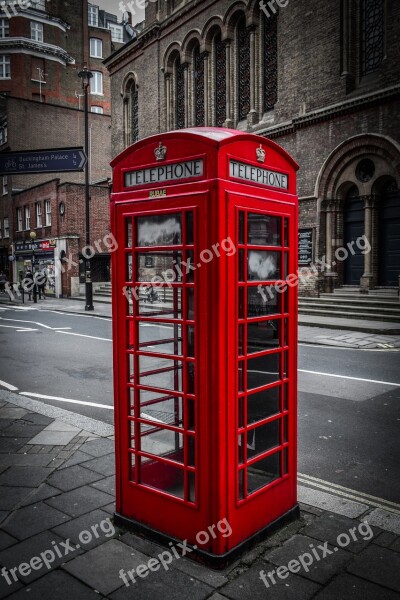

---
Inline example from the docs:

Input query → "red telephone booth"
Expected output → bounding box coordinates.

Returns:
[111,128,299,566]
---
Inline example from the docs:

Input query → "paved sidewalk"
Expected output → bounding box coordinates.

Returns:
[1,294,400,349]
[0,390,400,599]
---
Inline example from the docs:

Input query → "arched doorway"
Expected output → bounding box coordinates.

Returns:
[343,186,365,285]
[378,179,400,286]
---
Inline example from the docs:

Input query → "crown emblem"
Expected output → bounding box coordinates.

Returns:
[154,142,167,162]
[256,145,266,163]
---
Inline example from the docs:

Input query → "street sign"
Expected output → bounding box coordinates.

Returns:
[0,148,87,175]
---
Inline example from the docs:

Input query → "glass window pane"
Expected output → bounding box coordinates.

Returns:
[247,420,280,459]
[188,472,195,503]
[185,250,195,283]
[138,287,182,318]
[248,214,281,246]
[138,322,182,355]
[188,435,195,466]
[248,250,280,281]
[187,325,195,358]
[247,386,280,425]
[187,287,194,320]
[238,324,244,356]
[140,423,183,463]
[126,254,133,281]
[248,286,281,318]
[239,211,244,244]
[238,469,245,500]
[137,214,182,246]
[127,353,134,383]
[129,387,135,416]
[129,420,135,449]
[126,219,132,247]
[238,434,244,464]
[284,219,288,247]
[186,363,195,395]
[139,356,183,392]
[186,212,194,245]
[238,287,245,319]
[238,249,245,281]
[247,320,280,354]
[140,458,184,499]
[247,452,281,494]
[137,252,182,282]
[139,389,183,427]
[247,353,280,389]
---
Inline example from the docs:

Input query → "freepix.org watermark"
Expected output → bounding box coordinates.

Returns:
[260,0,289,19]
[1,518,115,586]
[119,518,232,586]
[0,0,49,19]
[259,521,373,588]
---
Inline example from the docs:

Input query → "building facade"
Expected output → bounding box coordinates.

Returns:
[105,0,400,296]
[0,0,132,291]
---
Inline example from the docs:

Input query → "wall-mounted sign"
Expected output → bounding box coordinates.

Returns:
[125,159,203,188]
[229,160,288,190]
[298,228,313,265]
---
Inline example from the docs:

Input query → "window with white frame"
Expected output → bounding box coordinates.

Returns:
[17,208,23,231]
[4,217,9,238]
[90,71,103,95]
[91,106,103,114]
[0,55,10,79]
[0,18,9,38]
[31,22,43,42]
[45,199,51,226]
[25,206,30,230]
[90,38,103,58]
[31,0,46,10]
[108,23,123,42]
[88,4,99,27]
[36,202,42,228]
[2,176,7,195]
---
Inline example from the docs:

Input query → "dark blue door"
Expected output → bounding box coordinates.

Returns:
[379,182,400,286]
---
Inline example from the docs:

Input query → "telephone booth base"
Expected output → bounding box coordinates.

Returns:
[114,505,300,569]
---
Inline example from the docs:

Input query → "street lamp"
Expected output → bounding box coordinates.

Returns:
[30,230,37,303]
[78,66,94,311]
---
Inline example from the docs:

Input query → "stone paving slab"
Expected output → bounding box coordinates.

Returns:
[313,572,400,599]
[298,486,369,518]
[79,438,115,457]
[51,508,114,551]
[3,570,106,600]
[47,464,103,492]
[57,449,94,470]
[265,534,352,585]
[28,429,81,446]
[220,560,321,600]
[365,507,400,535]
[46,484,114,517]
[0,530,17,551]
[1,501,70,540]
[0,408,29,420]
[63,539,150,596]
[0,486,37,511]
[0,453,57,468]
[299,513,378,553]
[19,483,62,507]
[82,453,115,476]
[347,545,400,592]
[0,466,53,488]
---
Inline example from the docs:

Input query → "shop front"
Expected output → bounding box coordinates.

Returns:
[14,239,57,296]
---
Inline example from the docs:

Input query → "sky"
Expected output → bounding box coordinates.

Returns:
[95,0,145,24]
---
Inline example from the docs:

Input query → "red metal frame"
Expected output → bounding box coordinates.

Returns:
[111,128,299,560]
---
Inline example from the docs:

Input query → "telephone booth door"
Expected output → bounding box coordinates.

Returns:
[225,194,298,546]
[113,193,212,543]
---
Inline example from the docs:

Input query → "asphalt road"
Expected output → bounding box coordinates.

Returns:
[0,304,399,503]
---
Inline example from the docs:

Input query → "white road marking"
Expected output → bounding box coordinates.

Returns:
[299,472,400,510]
[0,317,71,331]
[299,369,400,388]
[0,324,38,332]
[19,392,113,410]
[16,329,39,333]
[0,379,18,391]
[56,331,112,342]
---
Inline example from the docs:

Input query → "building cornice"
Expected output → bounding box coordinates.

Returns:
[257,84,400,139]
[0,38,75,65]
[10,8,70,32]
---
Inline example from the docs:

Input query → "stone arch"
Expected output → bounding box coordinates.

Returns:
[163,42,182,74]
[224,1,249,37]
[181,30,202,63]
[202,16,225,51]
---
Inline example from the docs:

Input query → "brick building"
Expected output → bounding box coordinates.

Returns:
[0,0,133,294]
[105,0,400,296]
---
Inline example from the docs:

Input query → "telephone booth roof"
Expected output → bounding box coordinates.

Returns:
[111,127,299,198]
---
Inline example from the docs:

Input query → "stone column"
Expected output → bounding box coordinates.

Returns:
[165,74,171,131]
[360,195,376,292]
[224,41,233,128]
[203,52,209,125]
[247,27,258,126]
[183,64,189,128]
[324,200,338,293]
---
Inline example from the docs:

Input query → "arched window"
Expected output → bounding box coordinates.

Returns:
[193,45,205,126]
[123,77,139,147]
[237,16,250,121]
[263,11,278,112]
[214,32,226,127]
[175,57,185,129]
[360,0,385,76]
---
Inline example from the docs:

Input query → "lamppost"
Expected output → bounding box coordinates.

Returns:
[30,230,37,303]
[78,66,94,311]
